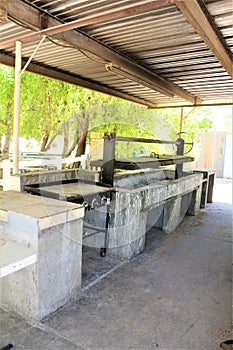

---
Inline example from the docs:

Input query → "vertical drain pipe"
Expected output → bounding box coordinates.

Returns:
[13,41,22,174]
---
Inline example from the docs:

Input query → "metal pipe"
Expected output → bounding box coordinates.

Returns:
[175,137,184,179]
[13,41,22,174]
[116,136,176,144]
[0,0,175,49]
[151,102,233,109]
[180,107,183,133]
[20,36,46,76]
[106,64,174,97]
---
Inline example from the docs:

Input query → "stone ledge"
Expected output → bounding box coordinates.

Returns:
[0,237,37,278]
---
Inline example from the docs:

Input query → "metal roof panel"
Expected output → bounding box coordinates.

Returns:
[0,0,232,106]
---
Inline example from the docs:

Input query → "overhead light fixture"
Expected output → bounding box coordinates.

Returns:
[105,63,174,97]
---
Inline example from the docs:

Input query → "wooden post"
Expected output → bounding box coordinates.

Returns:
[13,41,22,174]
[179,107,184,133]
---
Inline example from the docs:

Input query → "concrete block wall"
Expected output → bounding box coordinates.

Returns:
[109,173,203,257]
[0,191,84,321]
[108,190,147,258]
[10,169,100,192]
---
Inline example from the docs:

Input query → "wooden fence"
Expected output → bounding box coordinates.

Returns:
[197,130,232,178]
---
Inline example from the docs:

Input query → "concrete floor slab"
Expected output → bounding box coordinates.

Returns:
[213,178,232,204]
[0,309,83,350]
[0,201,232,350]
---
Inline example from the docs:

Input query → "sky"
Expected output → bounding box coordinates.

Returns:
[209,105,233,131]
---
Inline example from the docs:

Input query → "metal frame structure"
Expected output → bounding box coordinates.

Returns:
[0,0,232,173]
[92,132,194,186]
[1,0,232,103]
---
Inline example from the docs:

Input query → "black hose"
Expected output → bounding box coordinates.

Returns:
[0,344,14,350]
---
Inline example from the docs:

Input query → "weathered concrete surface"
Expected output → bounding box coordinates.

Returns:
[163,196,182,233]
[82,173,202,258]
[10,169,100,192]
[0,191,84,321]
[0,202,231,350]
[10,168,202,261]
[113,169,174,189]
[193,169,216,206]
[108,173,203,257]
[187,185,203,215]
[1,171,203,322]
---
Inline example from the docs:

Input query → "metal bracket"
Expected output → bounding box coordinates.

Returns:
[20,36,46,76]
[175,137,184,179]
[0,8,7,24]
[101,132,116,186]
[39,14,48,30]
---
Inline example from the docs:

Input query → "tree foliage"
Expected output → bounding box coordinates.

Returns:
[21,73,79,151]
[0,64,215,162]
[154,107,213,140]
[0,67,15,158]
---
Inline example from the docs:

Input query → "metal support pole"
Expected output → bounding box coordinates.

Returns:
[13,41,22,174]
[175,138,184,179]
[180,107,183,133]
[101,132,116,186]
[20,36,46,76]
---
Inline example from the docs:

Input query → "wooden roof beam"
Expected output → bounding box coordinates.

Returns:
[175,0,233,79]
[0,52,156,108]
[0,0,200,104]
[1,0,176,44]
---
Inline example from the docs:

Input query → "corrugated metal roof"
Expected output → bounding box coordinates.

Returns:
[0,0,232,107]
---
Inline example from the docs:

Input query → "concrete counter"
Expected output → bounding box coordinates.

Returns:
[0,170,203,322]
[83,172,203,258]
[0,191,84,321]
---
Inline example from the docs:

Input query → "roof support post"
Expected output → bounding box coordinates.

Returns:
[179,107,183,133]
[13,41,22,174]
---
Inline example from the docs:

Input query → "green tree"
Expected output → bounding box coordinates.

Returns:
[20,72,114,159]
[151,107,214,161]
[155,107,213,141]
[0,66,15,159]
[20,73,78,152]
[0,64,214,164]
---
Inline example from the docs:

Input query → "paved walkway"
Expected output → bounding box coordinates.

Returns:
[213,178,232,204]
[0,182,232,350]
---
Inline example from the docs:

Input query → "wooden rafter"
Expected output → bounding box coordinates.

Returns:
[175,0,233,79]
[0,52,156,108]
[0,0,201,104]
